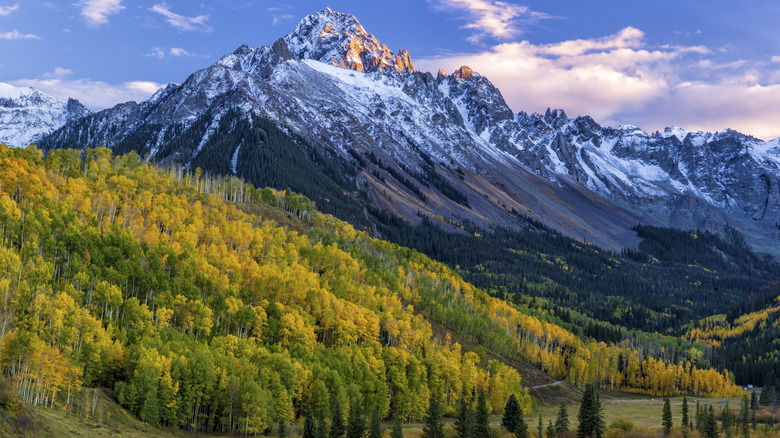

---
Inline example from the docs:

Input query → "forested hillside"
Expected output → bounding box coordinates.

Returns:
[684,281,780,387]
[0,145,739,434]
[377,214,779,336]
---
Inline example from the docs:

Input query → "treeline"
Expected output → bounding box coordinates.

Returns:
[172,110,369,230]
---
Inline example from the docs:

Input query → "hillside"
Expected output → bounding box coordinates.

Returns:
[377,216,779,336]
[0,145,740,434]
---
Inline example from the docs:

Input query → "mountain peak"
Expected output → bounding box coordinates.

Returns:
[453,65,476,81]
[283,8,414,74]
[0,84,90,147]
[0,82,35,100]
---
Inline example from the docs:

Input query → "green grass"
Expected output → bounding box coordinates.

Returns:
[0,390,230,438]
[535,392,752,430]
[0,389,768,438]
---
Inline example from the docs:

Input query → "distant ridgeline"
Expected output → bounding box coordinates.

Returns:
[0,146,738,433]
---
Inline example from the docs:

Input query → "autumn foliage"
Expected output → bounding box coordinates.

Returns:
[0,146,738,433]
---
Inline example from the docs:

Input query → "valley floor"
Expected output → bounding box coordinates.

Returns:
[1,390,773,438]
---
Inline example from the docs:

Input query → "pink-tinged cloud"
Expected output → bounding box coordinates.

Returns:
[417,27,780,140]
[12,75,162,110]
[0,3,19,16]
[150,3,211,32]
[77,0,125,27]
[145,47,203,59]
[432,0,552,43]
[623,83,780,141]
[168,47,191,57]
[0,29,40,40]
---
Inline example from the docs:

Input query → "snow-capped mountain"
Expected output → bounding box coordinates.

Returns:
[0,82,89,148]
[39,8,780,254]
[506,110,780,254]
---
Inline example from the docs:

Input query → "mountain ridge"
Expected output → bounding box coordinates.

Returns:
[0,82,90,148]
[38,8,780,255]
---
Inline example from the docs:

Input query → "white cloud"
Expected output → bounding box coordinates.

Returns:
[431,0,552,43]
[624,82,780,140]
[11,76,162,110]
[145,47,204,59]
[146,47,166,59]
[267,5,294,25]
[43,67,74,78]
[772,56,780,63]
[76,0,125,27]
[0,29,40,40]
[0,3,19,16]
[417,27,780,140]
[272,14,294,25]
[169,47,191,57]
[150,2,211,32]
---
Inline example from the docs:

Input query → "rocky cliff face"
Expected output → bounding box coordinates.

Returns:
[0,82,89,148]
[39,8,780,255]
[503,111,780,254]
[284,8,414,74]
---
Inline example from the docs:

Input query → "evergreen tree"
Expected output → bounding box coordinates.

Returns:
[369,410,382,438]
[595,394,605,437]
[422,392,445,438]
[538,414,544,438]
[740,395,750,438]
[682,396,690,438]
[750,392,758,430]
[454,390,472,438]
[577,384,605,438]
[751,409,756,431]
[554,403,570,437]
[346,402,366,438]
[703,406,719,438]
[304,411,319,438]
[503,394,522,433]
[514,413,529,438]
[391,416,404,438]
[722,404,733,437]
[474,391,491,438]
[317,408,329,438]
[759,386,773,406]
[696,401,703,433]
[278,418,289,438]
[547,420,555,438]
[663,397,673,437]
[330,401,346,438]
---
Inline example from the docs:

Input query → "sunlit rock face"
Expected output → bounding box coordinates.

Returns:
[39,8,780,255]
[284,7,414,74]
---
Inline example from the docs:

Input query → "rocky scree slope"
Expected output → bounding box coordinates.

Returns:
[39,8,780,254]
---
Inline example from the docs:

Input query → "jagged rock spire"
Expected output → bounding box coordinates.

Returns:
[453,66,475,81]
[283,8,414,74]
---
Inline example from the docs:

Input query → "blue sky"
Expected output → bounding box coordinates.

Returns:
[3,0,780,139]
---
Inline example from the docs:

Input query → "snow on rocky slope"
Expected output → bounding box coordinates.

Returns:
[39,8,780,254]
[0,82,89,148]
